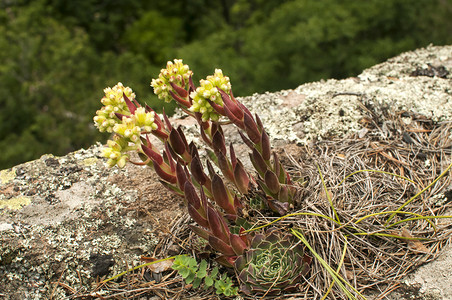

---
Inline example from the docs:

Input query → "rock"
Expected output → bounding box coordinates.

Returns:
[0,44,451,299]
[0,147,183,299]
[238,44,452,147]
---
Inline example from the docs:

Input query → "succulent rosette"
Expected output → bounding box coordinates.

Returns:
[234,228,311,295]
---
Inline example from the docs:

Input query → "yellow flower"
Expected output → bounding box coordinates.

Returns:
[113,117,141,143]
[102,139,129,168]
[132,107,158,132]
[150,59,193,103]
[189,69,232,122]
[94,82,136,132]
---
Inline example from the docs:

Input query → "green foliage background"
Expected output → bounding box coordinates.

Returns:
[0,0,451,169]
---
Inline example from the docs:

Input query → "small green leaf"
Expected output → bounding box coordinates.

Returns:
[171,255,236,297]
[192,276,202,289]
[185,272,196,284]
[204,275,214,287]
[197,260,208,278]
[187,256,198,268]
[179,267,191,279]
[214,273,238,296]
[210,266,219,279]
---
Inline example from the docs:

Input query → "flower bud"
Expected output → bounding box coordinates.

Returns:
[151,59,193,103]
[189,69,232,122]
[94,83,136,133]
[101,138,129,168]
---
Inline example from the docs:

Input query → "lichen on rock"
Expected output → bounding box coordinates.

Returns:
[0,144,170,298]
[238,44,451,146]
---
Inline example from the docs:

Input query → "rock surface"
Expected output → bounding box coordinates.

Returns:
[0,44,451,299]
[0,149,184,299]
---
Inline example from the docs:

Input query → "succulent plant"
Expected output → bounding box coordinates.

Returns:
[234,228,311,295]
[94,61,302,283]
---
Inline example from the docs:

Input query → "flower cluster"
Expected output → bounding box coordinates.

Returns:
[112,117,141,144]
[131,107,158,133]
[101,138,130,168]
[190,69,232,121]
[94,83,162,167]
[151,59,193,103]
[94,82,136,133]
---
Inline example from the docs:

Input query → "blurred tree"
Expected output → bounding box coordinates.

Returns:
[37,0,147,52]
[0,1,163,169]
[0,1,97,167]
[179,0,452,95]
[122,10,183,64]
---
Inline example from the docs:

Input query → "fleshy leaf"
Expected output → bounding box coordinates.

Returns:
[209,235,236,256]
[230,234,248,256]
[169,128,187,156]
[152,160,177,183]
[188,203,209,228]
[162,108,173,131]
[234,161,250,194]
[219,88,244,121]
[267,199,289,215]
[141,144,163,165]
[206,98,226,115]
[176,162,188,192]
[169,89,191,108]
[261,130,271,161]
[189,225,210,240]
[191,156,208,186]
[169,81,189,98]
[207,206,229,243]
[243,113,260,144]
[251,148,268,176]
[184,181,201,210]
[212,130,227,155]
[123,92,137,114]
[216,150,234,183]
[255,113,264,133]
[264,170,280,195]
[211,175,236,215]
[238,130,254,149]
[159,180,183,197]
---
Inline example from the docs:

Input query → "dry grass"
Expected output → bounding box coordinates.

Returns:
[277,113,452,299]
[69,113,452,299]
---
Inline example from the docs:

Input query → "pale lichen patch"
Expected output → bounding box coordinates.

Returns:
[0,196,31,210]
[0,168,16,184]
[82,157,98,166]
[0,143,162,298]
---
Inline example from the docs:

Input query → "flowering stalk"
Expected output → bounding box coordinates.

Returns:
[152,60,296,214]
[184,181,250,267]
[95,71,248,265]
[94,59,299,270]
[213,90,297,213]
